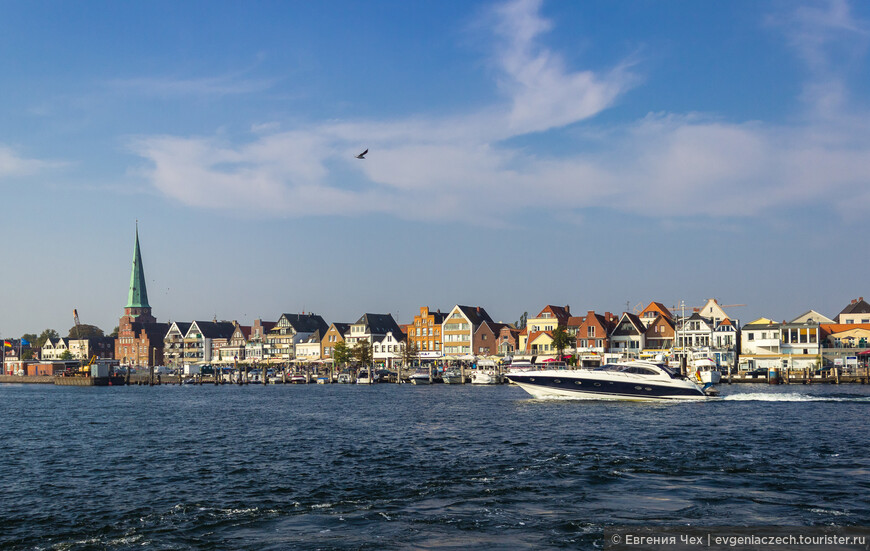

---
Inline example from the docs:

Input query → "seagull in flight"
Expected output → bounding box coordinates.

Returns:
[355,149,368,159]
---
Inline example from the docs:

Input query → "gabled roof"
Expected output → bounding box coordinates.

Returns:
[327,322,351,335]
[789,310,834,324]
[641,301,672,319]
[644,314,675,338]
[188,321,235,339]
[278,313,329,334]
[567,316,584,328]
[611,313,645,336]
[453,305,494,326]
[302,329,323,344]
[353,313,402,336]
[839,298,870,316]
[534,305,571,323]
[477,321,509,336]
[168,322,192,336]
[236,325,252,339]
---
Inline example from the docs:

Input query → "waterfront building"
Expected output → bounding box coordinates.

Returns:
[218,322,252,363]
[407,307,446,360]
[441,305,494,357]
[517,305,571,353]
[344,313,403,351]
[40,337,66,360]
[321,322,350,361]
[244,319,276,363]
[739,315,822,371]
[114,225,168,367]
[698,299,731,327]
[712,318,738,368]
[497,325,522,356]
[265,313,328,362]
[574,311,617,367]
[608,312,646,358]
[164,322,191,368]
[676,312,715,349]
[295,330,323,363]
[67,337,115,361]
[837,297,870,324]
[473,321,510,356]
[820,323,870,370]
[182,321,234,365]
[639,301,672,327]
[643,314,675,353]
[373,330,406,369]
[791,310,834,324]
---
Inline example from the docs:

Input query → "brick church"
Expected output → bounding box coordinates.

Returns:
[115,225,168,366]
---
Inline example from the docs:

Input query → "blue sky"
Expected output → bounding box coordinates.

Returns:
[1,0,869,338]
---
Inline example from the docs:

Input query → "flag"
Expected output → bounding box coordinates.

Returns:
[21,339,30,346]
[3,341,11,348]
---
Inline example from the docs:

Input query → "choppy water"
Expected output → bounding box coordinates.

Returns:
[1,382,868,550]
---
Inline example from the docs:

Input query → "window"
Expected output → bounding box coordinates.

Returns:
[587,327,596,337]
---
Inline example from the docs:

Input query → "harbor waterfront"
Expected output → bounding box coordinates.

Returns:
[1,383,868,550]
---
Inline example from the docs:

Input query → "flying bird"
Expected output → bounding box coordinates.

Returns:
[355,149,368,159]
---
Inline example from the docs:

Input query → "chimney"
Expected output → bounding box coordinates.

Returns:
[565,304,570,314]
[852,299,858,304]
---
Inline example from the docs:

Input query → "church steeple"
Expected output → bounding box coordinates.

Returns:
[127,222,150,309]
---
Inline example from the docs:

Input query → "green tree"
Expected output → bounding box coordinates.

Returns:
[37,329,59,348]
[551,326,572,360]
[67,324,104,339]
[333,340,350,367]
[353,340,372,366]
[516,312,528,329]
[60,350,73,360]
[109,326,119,338]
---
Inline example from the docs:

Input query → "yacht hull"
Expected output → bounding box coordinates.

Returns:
[506,371,707,401]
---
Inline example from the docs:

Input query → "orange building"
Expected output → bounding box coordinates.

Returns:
[408,307,447,359]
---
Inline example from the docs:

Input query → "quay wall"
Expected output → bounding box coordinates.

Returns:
[0,375,54,384]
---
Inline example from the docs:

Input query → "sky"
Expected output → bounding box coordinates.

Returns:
[1,0,869,338]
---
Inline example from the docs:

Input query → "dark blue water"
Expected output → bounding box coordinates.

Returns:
[1,383,869,550]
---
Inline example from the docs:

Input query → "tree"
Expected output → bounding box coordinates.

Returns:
[516,312,528,329]
[109,326,119,338]
[353,339,372,366]
[333,340,350,367]
[37,329,59,348]
[552,326,572,360]
[60,350,73,360]
[400,338,419,368]
[67,324,104,339]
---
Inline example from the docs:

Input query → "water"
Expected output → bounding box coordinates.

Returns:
[1,383,869,550]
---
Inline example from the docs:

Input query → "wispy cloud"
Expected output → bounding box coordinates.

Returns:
[130,0,870,226]
[0,145,61,179]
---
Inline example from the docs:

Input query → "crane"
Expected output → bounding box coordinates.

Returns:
[72,309,96,376]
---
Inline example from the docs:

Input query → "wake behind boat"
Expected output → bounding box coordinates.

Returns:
[506,360,714,401]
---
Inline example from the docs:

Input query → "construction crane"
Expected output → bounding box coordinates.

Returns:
[72,309,96,376]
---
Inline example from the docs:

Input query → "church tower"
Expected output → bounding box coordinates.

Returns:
[123,223,156,324]
[116,223,167,366]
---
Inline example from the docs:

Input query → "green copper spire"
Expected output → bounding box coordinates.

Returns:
[126,223,150,308]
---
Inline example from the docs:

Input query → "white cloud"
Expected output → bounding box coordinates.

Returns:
[0,145,58,179]
[130,0,870,225]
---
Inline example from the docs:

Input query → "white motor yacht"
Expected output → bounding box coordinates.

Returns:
[409,369,432,385]
[506,360,713,400]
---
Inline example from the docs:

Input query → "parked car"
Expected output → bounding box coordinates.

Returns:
[745,368,768,377]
